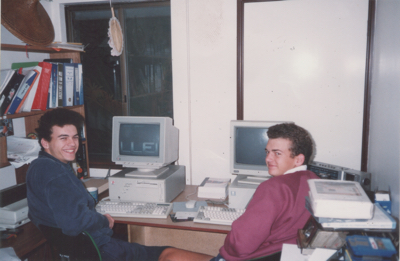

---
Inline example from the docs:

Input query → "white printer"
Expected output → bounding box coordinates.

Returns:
[0,183,30,229]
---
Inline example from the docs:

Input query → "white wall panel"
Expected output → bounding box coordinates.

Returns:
[243,0,369,169]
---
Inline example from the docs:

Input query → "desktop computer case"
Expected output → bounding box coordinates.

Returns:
[228,175,259,209]
[109,165,186,203]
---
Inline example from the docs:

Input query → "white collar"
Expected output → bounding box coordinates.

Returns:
[284,165,307,175]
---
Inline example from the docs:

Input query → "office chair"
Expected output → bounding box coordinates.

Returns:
[38,224,102,261]
[250,251,281,261]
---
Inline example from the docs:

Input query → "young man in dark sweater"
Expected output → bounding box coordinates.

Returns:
[26,108,212,261]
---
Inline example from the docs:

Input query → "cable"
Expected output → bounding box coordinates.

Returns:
[83,230,102,261]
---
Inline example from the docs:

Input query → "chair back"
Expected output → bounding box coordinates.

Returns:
[39,224,101,261]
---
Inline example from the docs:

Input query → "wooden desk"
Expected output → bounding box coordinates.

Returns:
[0,222,48,260]
[114,185,229,256]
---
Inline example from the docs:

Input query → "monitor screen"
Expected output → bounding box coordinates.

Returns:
[119,123,160,157]
[112,116,179,170]
[230,120,292,177]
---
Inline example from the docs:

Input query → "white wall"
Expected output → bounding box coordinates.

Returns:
[1,26,50,69]
[368,0,400,218]
[243,0,368,170]
[172,0,237,184]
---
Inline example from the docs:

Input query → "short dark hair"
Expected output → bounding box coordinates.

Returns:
[267,123,313,165]
[36,108,85,150]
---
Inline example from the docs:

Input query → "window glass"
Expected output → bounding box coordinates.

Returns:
[124,6,173,116]
[66,2,172,165]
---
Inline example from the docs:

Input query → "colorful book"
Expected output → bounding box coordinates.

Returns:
[47,63,58,109]
[0,73,25,115]
[11,61,39,70]
[20,66,43,112]
[31,62,52,111]
[57,63,64,107]
[6,68,40,114]
[74,63,83,105]
[43,58,73,63]
[62,63,75,106]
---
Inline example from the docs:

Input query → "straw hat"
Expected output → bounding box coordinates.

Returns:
[1,0,55,46]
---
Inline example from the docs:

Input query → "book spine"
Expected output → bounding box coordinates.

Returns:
[63,63,75,106]
[20,67,43,112]
[32,62,52,111]
[49,63,58,108]
[74,64,80,105]
[7,70,39,114]
[57,63,64,107]
[78,64,84,105]
[0,73,23,115]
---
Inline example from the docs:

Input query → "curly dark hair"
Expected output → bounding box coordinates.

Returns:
[36,108,85,150]
[267,123,313,165]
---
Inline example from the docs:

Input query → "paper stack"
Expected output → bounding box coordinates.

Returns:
[198,177,230,199]
[306,199,396,230]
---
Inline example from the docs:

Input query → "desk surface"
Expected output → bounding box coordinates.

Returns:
[114,185,231,234]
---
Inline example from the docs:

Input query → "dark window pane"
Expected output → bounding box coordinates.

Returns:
[66,2,172,165]
[124,6,173,117]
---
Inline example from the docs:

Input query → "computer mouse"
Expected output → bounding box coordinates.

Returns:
[185,200,196,209]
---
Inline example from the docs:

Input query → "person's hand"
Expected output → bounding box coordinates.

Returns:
[104,213,114,229]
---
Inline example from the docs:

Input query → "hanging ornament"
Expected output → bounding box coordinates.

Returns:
[108,2,123,56]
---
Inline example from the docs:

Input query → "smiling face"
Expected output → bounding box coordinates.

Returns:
[265,138,305,176]
[40,125,79,163]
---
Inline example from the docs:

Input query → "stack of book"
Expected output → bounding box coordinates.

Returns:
[0,59,84,116]
[45,42,85,52]
[306,180,396,230]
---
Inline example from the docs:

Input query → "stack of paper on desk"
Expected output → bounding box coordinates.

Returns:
[313,203,396,230]
[198,177,230,199]
[307,180,374,219]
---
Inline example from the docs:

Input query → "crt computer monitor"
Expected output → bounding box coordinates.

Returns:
[230,120,292,178]
[111,116,179,173]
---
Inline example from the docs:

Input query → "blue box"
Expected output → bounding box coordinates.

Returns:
[345,235,397,261]
[375,191,392,215]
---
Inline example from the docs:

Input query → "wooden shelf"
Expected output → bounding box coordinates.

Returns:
[1,45,89,180]
[1,43,82,63]
[1,105,84,120]
[1,43,82,53]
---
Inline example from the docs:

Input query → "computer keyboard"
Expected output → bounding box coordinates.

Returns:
[193,206,246,225]
[96,200,173,219]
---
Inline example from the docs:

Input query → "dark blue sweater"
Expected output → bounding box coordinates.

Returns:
[26,151,112,247]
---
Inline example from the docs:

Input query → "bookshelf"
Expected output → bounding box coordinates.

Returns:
[0,44,89,183]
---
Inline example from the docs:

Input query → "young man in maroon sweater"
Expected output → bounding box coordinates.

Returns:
[215,123,319,261]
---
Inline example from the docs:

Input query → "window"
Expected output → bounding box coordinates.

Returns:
[65,1,172,167]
